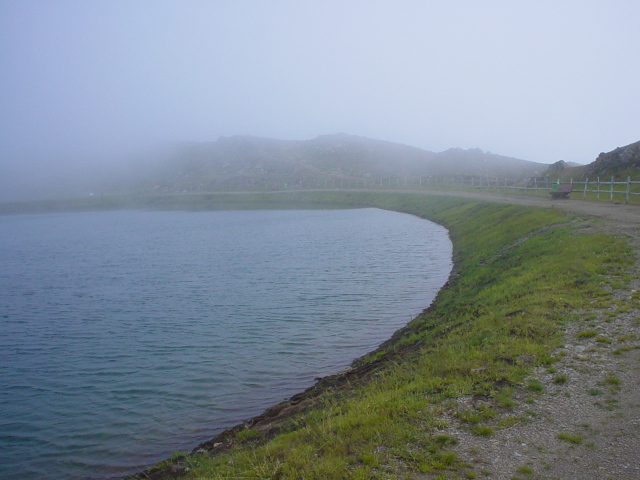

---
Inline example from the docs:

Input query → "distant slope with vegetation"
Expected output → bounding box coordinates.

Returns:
[581,140,640,180]
[127,134,547,194]
[543,139,640,182]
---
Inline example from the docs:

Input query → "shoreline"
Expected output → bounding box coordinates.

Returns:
[126,282,455,480]
[4,191,639,479]
[0,203,448,480]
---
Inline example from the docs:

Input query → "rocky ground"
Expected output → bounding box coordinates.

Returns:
[417,194,640,480]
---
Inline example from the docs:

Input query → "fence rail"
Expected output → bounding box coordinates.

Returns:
[143,175,640,204]
[438,175,640,204]
[369,175,640,204]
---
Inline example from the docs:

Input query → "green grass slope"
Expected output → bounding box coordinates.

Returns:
[123,191,631,480]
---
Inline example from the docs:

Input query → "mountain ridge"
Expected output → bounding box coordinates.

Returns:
[137,133,547,194]
[542,139,640,182]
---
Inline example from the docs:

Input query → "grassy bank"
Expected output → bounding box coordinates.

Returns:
[120,191,633,479]
[7,192,630,479]
[0,191,377,215]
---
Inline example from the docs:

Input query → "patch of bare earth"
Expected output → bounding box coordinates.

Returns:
[416,216,640,480]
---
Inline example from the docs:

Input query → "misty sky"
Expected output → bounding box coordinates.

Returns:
[1,1,639,199]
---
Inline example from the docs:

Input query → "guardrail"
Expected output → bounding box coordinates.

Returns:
[369,175,640,204]
[460,176,640,204]
[574,177,640,203]
[141,175,640,204]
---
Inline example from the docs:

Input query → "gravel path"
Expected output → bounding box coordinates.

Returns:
[420,190,640,226]
[417,192,640,480]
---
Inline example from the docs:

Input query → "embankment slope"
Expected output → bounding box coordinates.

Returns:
[121,191,639,480]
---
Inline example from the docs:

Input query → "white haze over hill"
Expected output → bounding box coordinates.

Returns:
[1,1,639,201]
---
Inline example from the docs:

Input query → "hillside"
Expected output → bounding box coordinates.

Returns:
[580,139,640,179]
[543,139,640,182]
[130,134,547,194]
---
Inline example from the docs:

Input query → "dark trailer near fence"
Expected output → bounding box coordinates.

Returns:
[550,182,574,199]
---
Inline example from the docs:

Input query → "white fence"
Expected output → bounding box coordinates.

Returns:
[147,175,640,204]
[458,176,640,204]
[573,177,640,203]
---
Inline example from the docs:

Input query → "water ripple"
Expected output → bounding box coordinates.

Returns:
[0,208,451,480]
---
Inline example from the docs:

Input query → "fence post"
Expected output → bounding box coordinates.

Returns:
[596,177,600,200]
[626,176,630,204]
[610,176,614,201]
[583,178,588,199]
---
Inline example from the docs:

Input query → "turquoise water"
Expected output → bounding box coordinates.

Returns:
[0,208,452,479]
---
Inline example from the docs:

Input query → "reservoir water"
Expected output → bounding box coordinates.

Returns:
[0,208,452,480]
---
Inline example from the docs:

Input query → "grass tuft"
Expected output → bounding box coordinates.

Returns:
[493,388,516,408]
[557,432,582,444]
[434,434,458,446]
[471,425,494,437]
[576,330,598,339]
[553,374,568,384]
[517,464,534,474]
[527,379,544,392]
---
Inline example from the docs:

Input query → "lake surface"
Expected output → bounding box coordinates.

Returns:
[0,208,452,480]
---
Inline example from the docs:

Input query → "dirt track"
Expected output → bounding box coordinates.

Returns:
[421,189,640,226]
